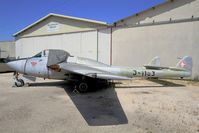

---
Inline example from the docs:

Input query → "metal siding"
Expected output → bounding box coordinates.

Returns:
[113,0,199,80]
[62,31,98,60]
[34,36,49,54]
[33,35,63,55]
[15,40,22,58]
[98,28,111,65]
[16,16,107,38]
[117,0,199,27]
[81,31,97,60]
[0,41,15,58]
[112,21,199,80]
[15,31,98,60]
[62,33,82,56]
[21,38,35,57]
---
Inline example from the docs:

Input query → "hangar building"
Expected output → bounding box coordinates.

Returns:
[112,0,199,80]
[14,13,111,64]
[14,0,199,79]
[0,41,15,58]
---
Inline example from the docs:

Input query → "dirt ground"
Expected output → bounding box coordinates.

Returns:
[0,73,198,133]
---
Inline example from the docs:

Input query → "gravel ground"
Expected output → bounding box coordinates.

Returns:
[0,73,198,133]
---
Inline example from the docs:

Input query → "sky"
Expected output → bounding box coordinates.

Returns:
[0,0,165,41]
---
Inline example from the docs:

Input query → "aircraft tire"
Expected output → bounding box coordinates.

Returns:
[78,82,89,92]
[15,79,25,87]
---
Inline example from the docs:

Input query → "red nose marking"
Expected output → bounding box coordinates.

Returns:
[31,61,37,67]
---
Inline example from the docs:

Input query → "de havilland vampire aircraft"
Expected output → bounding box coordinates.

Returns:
[4,49,192,92]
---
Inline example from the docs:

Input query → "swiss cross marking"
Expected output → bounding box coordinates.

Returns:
[180,61,186,68]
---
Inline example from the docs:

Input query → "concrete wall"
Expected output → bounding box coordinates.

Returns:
[113,0,199,79]
[0,41,15,58]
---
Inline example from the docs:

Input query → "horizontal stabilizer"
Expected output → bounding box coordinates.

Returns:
[148,56,160,66]
[144,65,169,70]
[145,56,162,70]
[145,56,193,72]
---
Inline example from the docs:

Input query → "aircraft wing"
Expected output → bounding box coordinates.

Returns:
[58,62,130,80]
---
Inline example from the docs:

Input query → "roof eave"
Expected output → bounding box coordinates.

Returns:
[112,0,169,24]
[13,13,108,37]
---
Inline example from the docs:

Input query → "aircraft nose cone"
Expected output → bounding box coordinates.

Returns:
[7,60,26,74]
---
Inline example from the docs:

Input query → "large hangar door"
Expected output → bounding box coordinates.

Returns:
[34,35,63,54]
[16,31,98,60]
[81,31,97,60]
[62,31,97,60]
[16,35,63,58]
[16,38,36,58]
[62,33,81,57]
[15,39,23,58]
[98,28,111,65]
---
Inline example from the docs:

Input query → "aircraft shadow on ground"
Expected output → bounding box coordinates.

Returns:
[30,81,128,126]
[62,84,128,126]
[115,79,185,89]
[147,79,185,87]
[29,79,183,126]
[29,81,67,87]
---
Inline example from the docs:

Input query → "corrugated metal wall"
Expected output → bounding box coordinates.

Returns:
[0,41,15,58]
[98,28,111,65]
[15,30,111,64]
[112,0,199,80]
[16,31,97,59]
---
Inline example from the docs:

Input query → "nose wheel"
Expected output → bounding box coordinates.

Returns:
[13,72,25,87]
[15,79,25,87]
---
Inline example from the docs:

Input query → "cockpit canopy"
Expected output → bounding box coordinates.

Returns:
[32,49,50,58]
[32,49,70,66]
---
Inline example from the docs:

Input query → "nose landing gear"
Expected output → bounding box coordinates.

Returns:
[15,79,25,87]
[13,72,25,87]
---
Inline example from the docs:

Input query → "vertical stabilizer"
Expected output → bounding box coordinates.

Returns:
[176,56,193,72]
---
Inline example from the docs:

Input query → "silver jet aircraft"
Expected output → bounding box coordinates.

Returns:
[6,49,192,92]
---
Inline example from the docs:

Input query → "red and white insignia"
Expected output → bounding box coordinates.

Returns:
[31,61,37,67]
[180,61,186,68]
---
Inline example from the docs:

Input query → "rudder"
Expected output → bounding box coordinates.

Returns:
[176,56,193,72]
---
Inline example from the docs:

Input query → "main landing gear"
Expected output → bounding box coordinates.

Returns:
[13,72,25,87]
[78,82,89,92]
[74,78,110,93]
